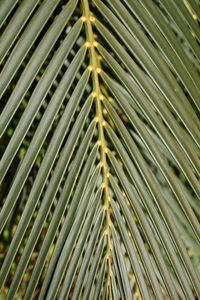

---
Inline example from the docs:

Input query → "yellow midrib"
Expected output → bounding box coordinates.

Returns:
[81,0,113,295]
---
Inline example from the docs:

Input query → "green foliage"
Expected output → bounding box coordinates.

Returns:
[0,0,200,299]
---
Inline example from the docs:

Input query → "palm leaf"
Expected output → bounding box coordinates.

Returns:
[0,0,200,299]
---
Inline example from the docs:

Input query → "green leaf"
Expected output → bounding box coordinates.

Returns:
[0,0,199,299]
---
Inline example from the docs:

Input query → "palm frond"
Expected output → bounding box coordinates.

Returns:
[0,0,200,299]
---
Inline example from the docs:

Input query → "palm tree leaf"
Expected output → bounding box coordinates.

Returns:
[0,48,87,230]
[1,99,95,298]
[8,163,100,299]
[0,3,81,137]
[159,0,200,61]
[0,0,68,96]
[173,0,200,40]
[112,225,143,300]
[111,268,121,300]
[0,0,18,26]
[70,211,104,299]
[108,150,199,298]
[0,43,86,184]
[0,0,39,63]
[20,134,99,300]
[185,0,200,20]
[98,44,200,156]
[111,199,151,300]
[97,37,200,147]
[0,123,96,290]
[124,0,200,112]
[113,242,132,299]
[103,99,200,241]
[94,0,200,129]
[39,154,101,299]
[107,74,200,175]
[104,72,200,182]
[59,208,103,299]
[126,0,200,95]
[113,226,133,299]
[45,188,101,300]
[109,170,181,300]
[93,256,106,299]
[102,73,200,197]
[81,232,105,300]
[0,0,200,299]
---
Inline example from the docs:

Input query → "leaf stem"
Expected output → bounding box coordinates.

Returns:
[81,0,113,292]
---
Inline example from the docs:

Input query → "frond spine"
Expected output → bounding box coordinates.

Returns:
[81,0,113,295]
